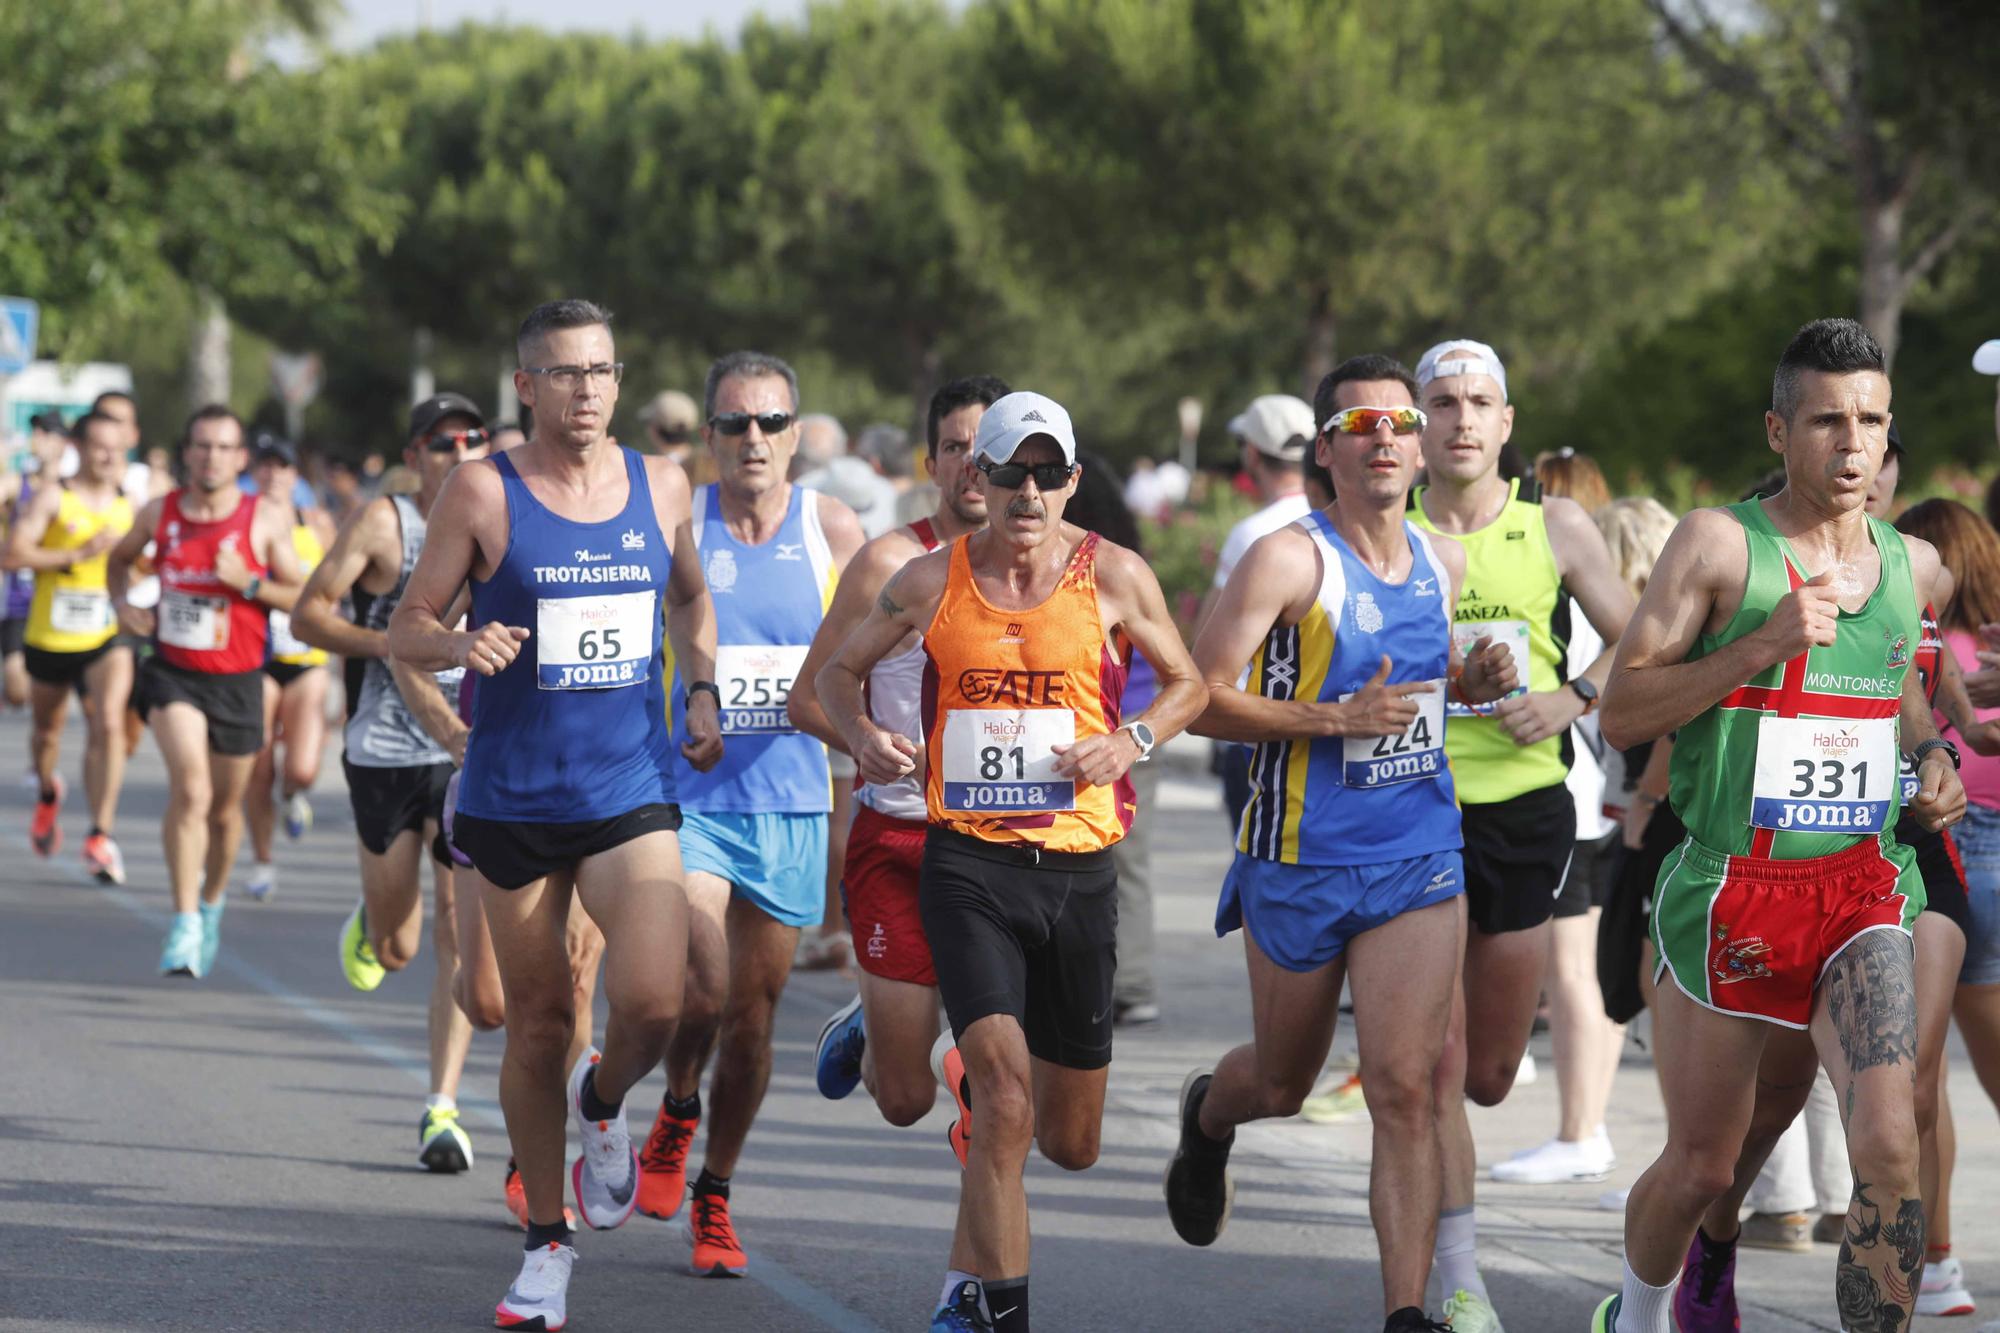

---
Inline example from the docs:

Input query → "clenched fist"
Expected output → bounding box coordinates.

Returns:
[1337,655,1435,738]
[1757,569,1840,662]
[457,621,529,676]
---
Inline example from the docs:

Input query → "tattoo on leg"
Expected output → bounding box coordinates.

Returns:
[1822,931,1916,1080]
[1834,1179,1923,1331]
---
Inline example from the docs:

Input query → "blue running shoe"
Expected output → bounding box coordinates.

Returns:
[930,1281,994,1333]
[198,897,226,978]
[160,912,204,977]
[815,995,866,1100]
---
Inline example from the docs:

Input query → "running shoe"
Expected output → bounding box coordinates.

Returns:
[339,900,385,991]
[419,1104,473,1173]
[1299,1072,1367,1124]
[1440,1290,1504,1333]
[931,1030,972,1168]
[1917,1256,1976,1317]
[1163,1067,1234,1246]
[1812,1212,1846,1245]
[159,911,204,978]
[81,832,125,885]
[683,1191,748,1277]
[1490,1129,1614,1184]
[243,861,276,902]
[1590,1294,1621,1332]
[815,995,866,1100]
[567,1048,637,1230]
[30,774,64,857]
[198,897,225,977]
[1738,1210,1811,1253]
[494,1240,574,1331]
[502,1158,575,1231]
[1384,1311,1452,1332]
[636,1101,699,1220]
[1673,1227,1740,1333]
[283,790,313,840]
[1113,998,1161,1027]
[1513,1051,1538,1086]
[930,1281,995,1333]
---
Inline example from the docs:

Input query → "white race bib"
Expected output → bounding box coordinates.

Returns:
[1448,619,1530,717]
[535,590,655,690]
[1899,751,1919,808]
[1751,715,1896,834]
[50,589,112,636]
[268,609,309,660]
[940,707,1076,813]
[1340,680,1447,788]
[715,643,808,734]
[159,590,229,652]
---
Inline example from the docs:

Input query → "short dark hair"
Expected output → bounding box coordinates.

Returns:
[71,410,120,442]
[516,299,614,365]
[1067,453,1144,554]
[91,390,136,415]
[1772,318,1885,423]
[180,404,244,446]
[703,351,799,420]
[1312,355,1419,434]
[926,375,1012,453]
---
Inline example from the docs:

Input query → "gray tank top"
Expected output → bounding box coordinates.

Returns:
[344,494,464,769]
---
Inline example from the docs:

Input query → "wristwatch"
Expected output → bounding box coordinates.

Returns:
[1913,737,1961,771]
[1120,720,1157,762]
[1568,678,1599,714]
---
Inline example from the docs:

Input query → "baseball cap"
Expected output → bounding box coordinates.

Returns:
[640,389,700,435]
[28,410,68,435]
[251,432,298,467]
[973,391,1077,468]
[1415,339,1509,401]
[409,392,485,442]
[1886,420,1906,456]
[1974,340,2000,375]
[1227,394,1315,461]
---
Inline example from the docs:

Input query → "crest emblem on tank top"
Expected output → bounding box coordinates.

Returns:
[1886,632,1909,670]
[1351,592,1384,634]
[706,548,738,593]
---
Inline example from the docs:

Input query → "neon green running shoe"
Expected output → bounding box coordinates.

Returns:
[1590,1294,1621,1332]
[1441,1290,1504,1333]
[1299,1072,1367,1124]
[339,900,384,991]
[418,1104,473,1173]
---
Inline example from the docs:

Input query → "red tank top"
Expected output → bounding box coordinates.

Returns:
[1916,601,1942,706]
[154,489,270,674]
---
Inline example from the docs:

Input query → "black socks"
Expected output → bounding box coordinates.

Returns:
[577,1066,621,1122]
[663,1089,700,1119]
[693,1167,730,1200]
[987,1276,1029,1332]
[524,1219,570,1251]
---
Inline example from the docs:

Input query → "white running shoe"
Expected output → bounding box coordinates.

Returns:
[1512,1051,1538,1086]
[1917,1256,1976,1317]
[243,862,276,902]
[495,1241,574,1330]
[567,1048,637,1230]
[283,790,313,840]
[1491,1128,1614,1184]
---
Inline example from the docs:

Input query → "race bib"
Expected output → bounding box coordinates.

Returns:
[1899,751,1919,808]
[940,707,1076,813]
[1340,680,1446,787]
[159,591,229,652]
[50,589,112,636]
[535,590,655,690]
[268,609,309,659]
[1448,620,1530,717]
[1751,715,1896,834]
[715,643,808,734]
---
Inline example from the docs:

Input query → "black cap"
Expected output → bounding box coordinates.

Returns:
[28,410,67,434]
[252,431,298,467]
[1886,420,1906,456]
[409,392,485,442]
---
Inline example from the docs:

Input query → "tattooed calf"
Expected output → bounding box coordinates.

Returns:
[1822,931,1917,1080]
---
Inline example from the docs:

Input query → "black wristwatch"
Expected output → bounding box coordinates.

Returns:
[686,680,721,707]
[1567,678,1599,714]
[1913,737,1961,771]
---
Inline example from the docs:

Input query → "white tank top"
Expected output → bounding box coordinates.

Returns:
[856,519,942,823]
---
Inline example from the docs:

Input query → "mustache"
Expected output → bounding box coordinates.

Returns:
[1006,499,1044,519]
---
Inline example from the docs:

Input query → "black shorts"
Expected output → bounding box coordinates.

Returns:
[1897,814,1972,935]
[345,756,455,862]
[920,826,1119,1071]
[453,803,683,891]
[24,638,127,693]
[0,617,22,656]
[136,658,265,756]
[1461,780,1578,936]
[266,659,320,688]
[1553,829,1618,919]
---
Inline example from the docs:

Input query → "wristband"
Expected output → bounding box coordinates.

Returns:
[243,575,263,601]
[687,680,721,706]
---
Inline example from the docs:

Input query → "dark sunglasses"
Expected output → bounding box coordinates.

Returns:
[422,428,489,453]
[978,458,1076,490]
[708,411,795,437]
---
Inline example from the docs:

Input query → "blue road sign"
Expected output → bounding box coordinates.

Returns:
[0,297,40,374]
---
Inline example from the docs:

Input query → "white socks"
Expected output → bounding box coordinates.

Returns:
[426,1093,457,1113]
[1617,1258,1676,1333]
[1434,1206,1488,1301]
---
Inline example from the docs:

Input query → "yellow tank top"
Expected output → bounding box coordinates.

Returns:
[269,524,328,666]
[26,487,132,654]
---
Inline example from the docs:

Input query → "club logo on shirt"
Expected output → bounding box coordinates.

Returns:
[959,668,1065,706]
[775,543,803,561]
[706,548,738,593]
[1885,633,1908,670]
[1505,530,1525,540]
[574,549,613,563]
[1711,934,1774,986]
[1351,591,1384,634]
[621,528,646,551]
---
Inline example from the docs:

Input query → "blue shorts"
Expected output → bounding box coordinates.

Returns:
[1953,804,2000,986]
[1215,847,1465,973]
[679,810,828,928]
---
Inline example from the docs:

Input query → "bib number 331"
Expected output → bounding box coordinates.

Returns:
[941,708,1077,813]
[536,591,655,690]
[1751,715,1895,833]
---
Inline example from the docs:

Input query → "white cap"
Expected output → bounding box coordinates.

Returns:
[973,391,1077,467]
[1974,340,2000,375]
[1226,394,1315,461]
[1415,338,1509,401]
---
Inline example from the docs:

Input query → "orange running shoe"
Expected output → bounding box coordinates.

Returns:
[683,1191,748,1277]
[931,1031,972,1169]
[502,1157,575,1231]
[636,1101,699,1220]
[81,833,125,885]
[30,775,65,857]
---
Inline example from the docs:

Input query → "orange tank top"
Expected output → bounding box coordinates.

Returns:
[922,531,1132,853]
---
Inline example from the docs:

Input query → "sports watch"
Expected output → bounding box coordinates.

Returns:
[1120,720,1157,762]
[1913,737,1961,771]
[1567,678,1599,714]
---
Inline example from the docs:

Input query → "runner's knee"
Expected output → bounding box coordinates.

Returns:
[874,1077,935,1128]
[1036,1119,1100,1171]
[1845,1114,1920,1191]
[1463,1058,1519,1107]
[1254,1060,1321,1120]
[1360,1060,1433,1127]
[1660,1140,1743,1204]
[455,971,506,1031]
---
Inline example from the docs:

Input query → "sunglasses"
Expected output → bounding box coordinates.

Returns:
[708,412,795,437]
[978,458,1076,491]
[422,428,489,453]
[1322,405,1428,436]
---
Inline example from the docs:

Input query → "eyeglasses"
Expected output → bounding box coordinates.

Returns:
[707,411,795,437]
[1322,406,1427,436]
[978,458,1076,490]
[422,428,489,454]
[523,363,624,391]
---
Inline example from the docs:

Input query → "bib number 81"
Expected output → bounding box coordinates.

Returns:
[979,745,1026,780]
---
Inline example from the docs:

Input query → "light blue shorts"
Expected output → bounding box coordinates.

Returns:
[679,810,828,928]
[1215,847,1465,973]
[1952,804,2000,986]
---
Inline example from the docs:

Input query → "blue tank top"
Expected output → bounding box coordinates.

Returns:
[670,484,836,814]
[5,480,36,619]
[1236,512,1462,866]
[458,449,675,822]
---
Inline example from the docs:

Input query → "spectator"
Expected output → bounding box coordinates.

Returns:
[796,415,899,539]
[638,388,700,468]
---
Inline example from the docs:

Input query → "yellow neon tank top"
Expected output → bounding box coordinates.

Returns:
[25,487,132,654]
[268,523,329,666]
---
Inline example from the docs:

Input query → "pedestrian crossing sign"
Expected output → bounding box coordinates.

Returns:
[0,298,38,374]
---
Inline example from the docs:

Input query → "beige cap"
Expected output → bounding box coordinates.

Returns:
[1227,395,1315,461]
[639,389,700,432]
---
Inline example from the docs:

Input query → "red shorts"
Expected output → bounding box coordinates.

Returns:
[842,803,935,986]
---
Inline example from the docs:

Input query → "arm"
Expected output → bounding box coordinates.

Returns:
[107,496,163,638]
[0,486,76,572]
[1434,535,1518,706]
[663,483,722,772]
[817,554,949,785]
[292,497,399,658]
[217,499,305,613]
[1902,645,1967,832]
[788,533,915,751]
[388,462,524,676]
[1491,496,1638,746]
[1621,734,1674,849]
[390,655,470,768]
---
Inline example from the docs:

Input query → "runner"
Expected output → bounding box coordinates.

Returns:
[1406,338,1635,1324]
[631,351,863,1277]
[1163,355,1518,1333]
[387,299,721,1331]
[107,405,307,978]
[818,390,1205,1333]
[2,414,77,714]
[792,374,1009,1126]
[3,410,135,880]
[1592,318,1964,1333]
[241,435,330,899]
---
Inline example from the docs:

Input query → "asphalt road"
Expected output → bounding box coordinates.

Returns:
[3,708,1998,1332]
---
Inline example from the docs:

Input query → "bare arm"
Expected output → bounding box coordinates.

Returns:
[216,499,305,613]
[107,496,163,637]
[390,656,470,767]
[663,500,722,771]
[818,554,949,786]
[388,462,520,675]
[292,497,399,658]
[1490,497,1638,746]
[0,486,72,572]
[789,532,916,752]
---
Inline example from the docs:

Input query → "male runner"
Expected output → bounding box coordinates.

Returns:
[108,406,306,979]
[1407,339,1634,1324]
[819,391,1205,1333]
[1592,318,1964,1333]
[630,352,863,1277]
[795,375,1009,1125]
[293,392,493,1174]
[388,299,721,1331]
[3,410,135,880]
[1165,356,1518,1333]
[3,415,79,713]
